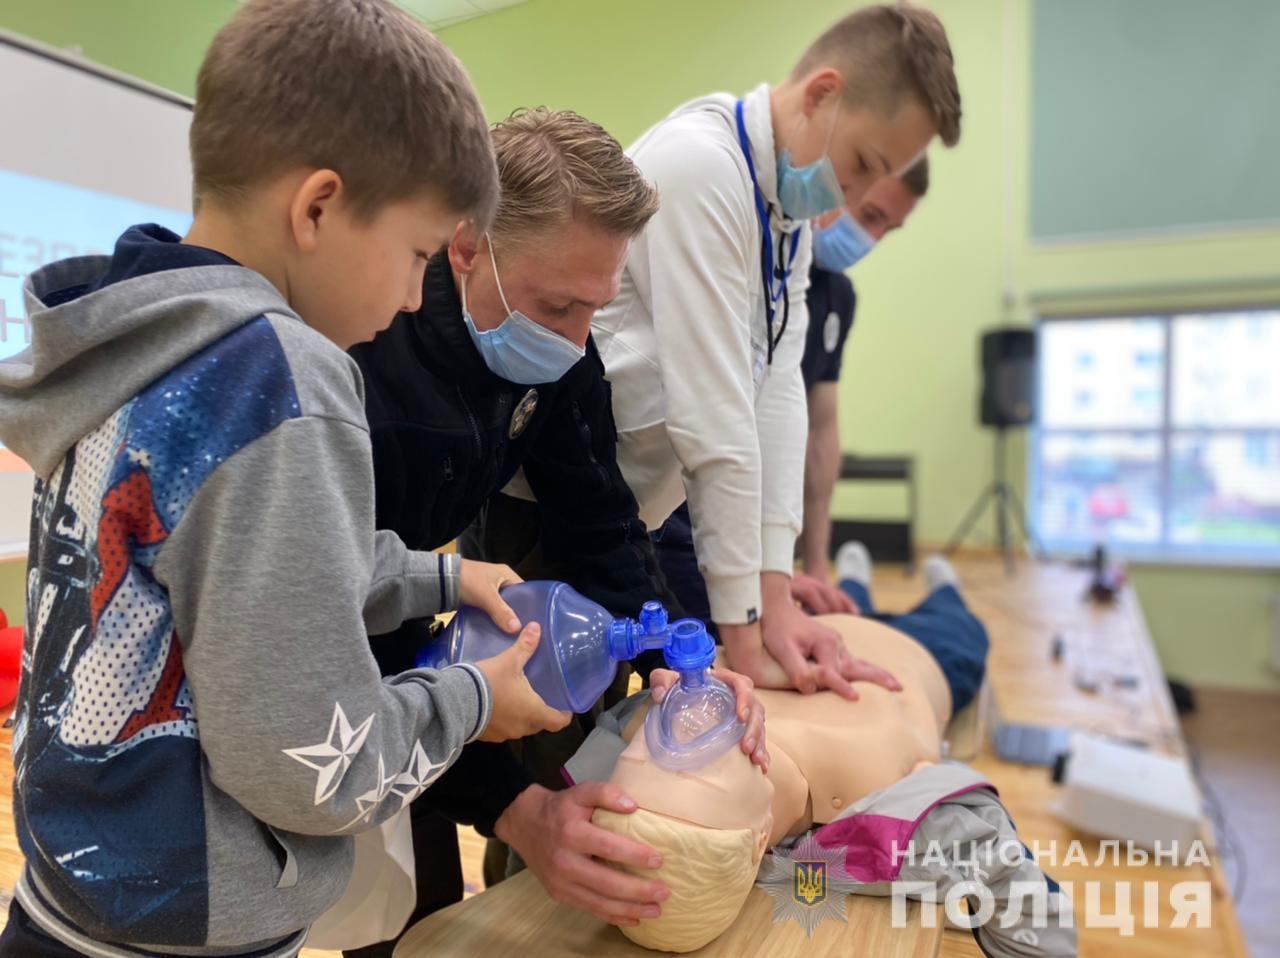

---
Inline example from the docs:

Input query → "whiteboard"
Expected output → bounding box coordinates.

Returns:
[0,31,194,555]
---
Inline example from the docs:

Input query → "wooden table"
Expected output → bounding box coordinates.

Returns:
[396,869,941,958]
[882,557,1249,958]
[396,556,1249,958]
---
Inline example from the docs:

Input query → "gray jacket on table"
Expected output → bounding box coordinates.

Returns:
[805,762,1077,958]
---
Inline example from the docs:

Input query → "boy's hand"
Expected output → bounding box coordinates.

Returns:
[459,558,522,632]
[649,667,769,772]
[474,622,571,742]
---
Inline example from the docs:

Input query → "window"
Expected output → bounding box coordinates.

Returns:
[1032,309,1280,563]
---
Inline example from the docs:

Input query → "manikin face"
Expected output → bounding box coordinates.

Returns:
[610,720,775,843]
[593,716,776,953]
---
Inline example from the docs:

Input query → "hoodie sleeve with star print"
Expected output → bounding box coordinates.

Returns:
[0,226,491,955]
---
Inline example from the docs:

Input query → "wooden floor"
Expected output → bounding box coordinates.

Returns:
[1180,687,1280,958]
[0,553,1272,958]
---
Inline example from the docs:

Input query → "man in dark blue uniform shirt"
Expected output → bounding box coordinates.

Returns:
[797,158,929,589]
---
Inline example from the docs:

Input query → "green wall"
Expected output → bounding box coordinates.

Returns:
[0,0,234,99]
[1130,565,1279,690]
[1,0,1276,689]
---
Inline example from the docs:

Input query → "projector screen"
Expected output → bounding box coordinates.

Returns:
[0,31,194,555]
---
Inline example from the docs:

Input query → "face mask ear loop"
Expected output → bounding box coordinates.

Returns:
[820,91,840,153]
[787,89,840,164]
[485,233,516,317]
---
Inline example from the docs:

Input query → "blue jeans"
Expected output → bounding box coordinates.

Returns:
[839,578,989,713]
[0,900,83,958]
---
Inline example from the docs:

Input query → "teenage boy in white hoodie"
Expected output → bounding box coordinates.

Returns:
[591,3,962,699]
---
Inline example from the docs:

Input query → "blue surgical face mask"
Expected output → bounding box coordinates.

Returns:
[460,238,586,385]
[776,106,844,220]
[811,210,876,272]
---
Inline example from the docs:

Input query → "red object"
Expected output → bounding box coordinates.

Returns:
[0,623,22,710]
[0,607,7,630]
[1087,484,1130,521]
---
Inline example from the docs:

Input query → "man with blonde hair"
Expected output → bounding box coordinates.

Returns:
[349,107,766,956]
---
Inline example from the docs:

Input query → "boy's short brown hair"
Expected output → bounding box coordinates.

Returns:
[191,0,497,225]
[900,155,930,197]
[488,108,660,250]
[794,2,962,147]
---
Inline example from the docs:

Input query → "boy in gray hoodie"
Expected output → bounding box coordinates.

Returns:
[0,1,573,954]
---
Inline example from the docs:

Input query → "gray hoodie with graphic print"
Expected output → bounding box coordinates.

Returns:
[0,226,489,957]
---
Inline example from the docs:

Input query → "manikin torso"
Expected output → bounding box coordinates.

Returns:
[608,614,953,847]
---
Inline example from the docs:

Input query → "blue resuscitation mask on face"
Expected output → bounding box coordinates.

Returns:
[460,237,586,385]
[776,105,844,220]
[811,209,877,272]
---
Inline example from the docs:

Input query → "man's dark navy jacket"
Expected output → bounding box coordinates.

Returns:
[348,251,666,834]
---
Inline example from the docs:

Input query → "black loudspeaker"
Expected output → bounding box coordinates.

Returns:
[980,328,1037,427]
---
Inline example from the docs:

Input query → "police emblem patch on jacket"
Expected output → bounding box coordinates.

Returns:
[509,388,538,438]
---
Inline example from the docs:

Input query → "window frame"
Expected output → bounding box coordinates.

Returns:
[1029,305,1280,569]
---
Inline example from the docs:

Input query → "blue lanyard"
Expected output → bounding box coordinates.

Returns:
[735,98,799,365]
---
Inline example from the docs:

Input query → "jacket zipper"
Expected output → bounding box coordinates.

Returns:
[573,402,611,488]
[456,385,483,458]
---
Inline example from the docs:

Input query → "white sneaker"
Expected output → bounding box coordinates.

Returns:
[835,541,872,586]
[923,555,960,593]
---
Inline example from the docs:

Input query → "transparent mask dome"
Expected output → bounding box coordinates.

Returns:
[644,620,746,772]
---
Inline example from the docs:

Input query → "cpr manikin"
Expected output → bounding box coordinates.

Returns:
[586,612,1074,957]
[593,614,947,951]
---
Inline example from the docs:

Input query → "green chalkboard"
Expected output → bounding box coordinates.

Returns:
[1030,0,1280,241]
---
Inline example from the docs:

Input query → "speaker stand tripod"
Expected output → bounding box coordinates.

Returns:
[944,427,1043,575]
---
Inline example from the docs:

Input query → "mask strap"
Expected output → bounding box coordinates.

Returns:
[485,234,516,317]
[785,93,840,161]
[820,96,840,152]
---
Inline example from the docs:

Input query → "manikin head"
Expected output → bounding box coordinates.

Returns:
[592,712,775,953]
